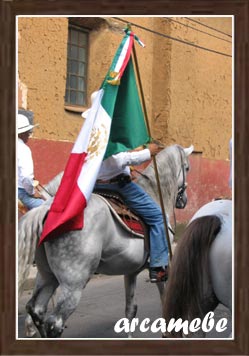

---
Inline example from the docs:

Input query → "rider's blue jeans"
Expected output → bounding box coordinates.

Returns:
[18,188,44,210]
[95,181,169,268]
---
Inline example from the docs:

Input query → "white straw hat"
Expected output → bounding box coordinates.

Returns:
[17,114,39,134]
[81,91,99,119]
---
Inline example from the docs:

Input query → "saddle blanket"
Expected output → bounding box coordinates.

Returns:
[93,190,148,240]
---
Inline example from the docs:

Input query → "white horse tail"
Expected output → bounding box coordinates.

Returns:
[162,215,222,337]
[18,203,50,296]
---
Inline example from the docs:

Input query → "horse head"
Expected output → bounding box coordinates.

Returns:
[137,144,194,216]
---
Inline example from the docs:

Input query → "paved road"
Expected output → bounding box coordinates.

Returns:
[18,270,232,339]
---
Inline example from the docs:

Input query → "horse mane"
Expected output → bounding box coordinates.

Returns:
[137,145,182,215]
[162,214,222,337]
[44,171,64,196]
[18,202,51,296]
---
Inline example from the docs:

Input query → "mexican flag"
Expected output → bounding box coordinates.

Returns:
[39,29,150,244]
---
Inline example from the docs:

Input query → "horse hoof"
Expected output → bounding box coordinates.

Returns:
[25,314,38,337]
[25,328,38,338]
[45,316,64,338]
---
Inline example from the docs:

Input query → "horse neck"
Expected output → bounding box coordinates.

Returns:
[43,171,64,197]
[137,148,178,217]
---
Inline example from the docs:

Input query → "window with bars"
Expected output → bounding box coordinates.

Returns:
[65,25,88,107]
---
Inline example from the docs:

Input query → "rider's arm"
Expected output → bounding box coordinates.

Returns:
[18,146,35,195]
[18,141,38,196]
[112,143,162,168]
[22,177,35,195]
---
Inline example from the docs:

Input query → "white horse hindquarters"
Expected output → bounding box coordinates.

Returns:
[191,199,233,311]
[209,214,232,311]
[190,199,232,222]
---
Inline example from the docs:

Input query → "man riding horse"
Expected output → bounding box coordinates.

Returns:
[82,105,169,283]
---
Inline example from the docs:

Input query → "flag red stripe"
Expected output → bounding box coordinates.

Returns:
[118,34,134,79]
[50,152,87,212]
[39,185,86,244]
[39,152,87,244]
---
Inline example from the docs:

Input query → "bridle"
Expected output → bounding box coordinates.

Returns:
[132,146,188,208]
[175,146,188,208]
[169,147,189,237]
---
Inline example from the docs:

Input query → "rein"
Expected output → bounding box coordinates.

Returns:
[176,146,187,205]
[38,183,53,198]
[171,147,188,236]
[131,167,150,180]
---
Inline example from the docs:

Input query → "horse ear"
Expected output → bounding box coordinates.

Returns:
[184,145,194,156]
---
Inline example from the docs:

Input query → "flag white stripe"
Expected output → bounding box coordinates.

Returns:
[75,91,112,200]
[113,36,131,74]
[77,118,111,199]
[72,90,104,154]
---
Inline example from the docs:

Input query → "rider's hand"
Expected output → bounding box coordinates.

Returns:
[148,143,163,156]
[33,188,45,200]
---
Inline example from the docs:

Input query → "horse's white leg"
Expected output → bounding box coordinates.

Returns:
[124,273,138,338]
[26,270,59,338]
[156,281,166,303]
[155,281,167,337]
[25,313,37,337]
[25,296,56,338]
[41,223,103,338]
[42,254,99,337]
[26,245,59,337]
[44,283,85,338]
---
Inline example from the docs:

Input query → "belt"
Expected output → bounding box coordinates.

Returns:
[96,174,131,186]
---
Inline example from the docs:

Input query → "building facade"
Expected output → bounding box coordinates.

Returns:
[18,16,232,222]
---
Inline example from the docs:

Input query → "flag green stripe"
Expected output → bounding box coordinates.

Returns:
[104,59,150,159]
[100,34,130,117]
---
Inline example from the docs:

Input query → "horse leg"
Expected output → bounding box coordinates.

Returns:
[44,282,86,338]
[154,282,167,337]
[40,222,106,338]
[24,268,57,337]
[124,273,138,338]
[25,313,37,337]
[42,256,99,338]
[26,269,59,338]
[156,281,166,303]
[25,244,59,338]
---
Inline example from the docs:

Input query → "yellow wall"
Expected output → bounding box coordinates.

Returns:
[18,17,82,141]
[18,16,232,160]
[166,17,232,159]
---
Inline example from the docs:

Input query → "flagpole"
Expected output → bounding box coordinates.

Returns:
[131,36,173,261]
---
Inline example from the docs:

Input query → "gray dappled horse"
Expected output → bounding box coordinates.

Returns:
[18,144,193,338]
[163,199,232,338]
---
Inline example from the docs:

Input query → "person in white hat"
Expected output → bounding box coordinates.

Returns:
[17,113,44,210]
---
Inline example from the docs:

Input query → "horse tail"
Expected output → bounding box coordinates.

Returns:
[18,202,50,296]
[162,215,221,337]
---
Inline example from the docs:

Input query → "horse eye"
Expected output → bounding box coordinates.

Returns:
[185,165,189,172]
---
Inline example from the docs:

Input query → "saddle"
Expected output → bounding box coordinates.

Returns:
[93,189,149,251]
